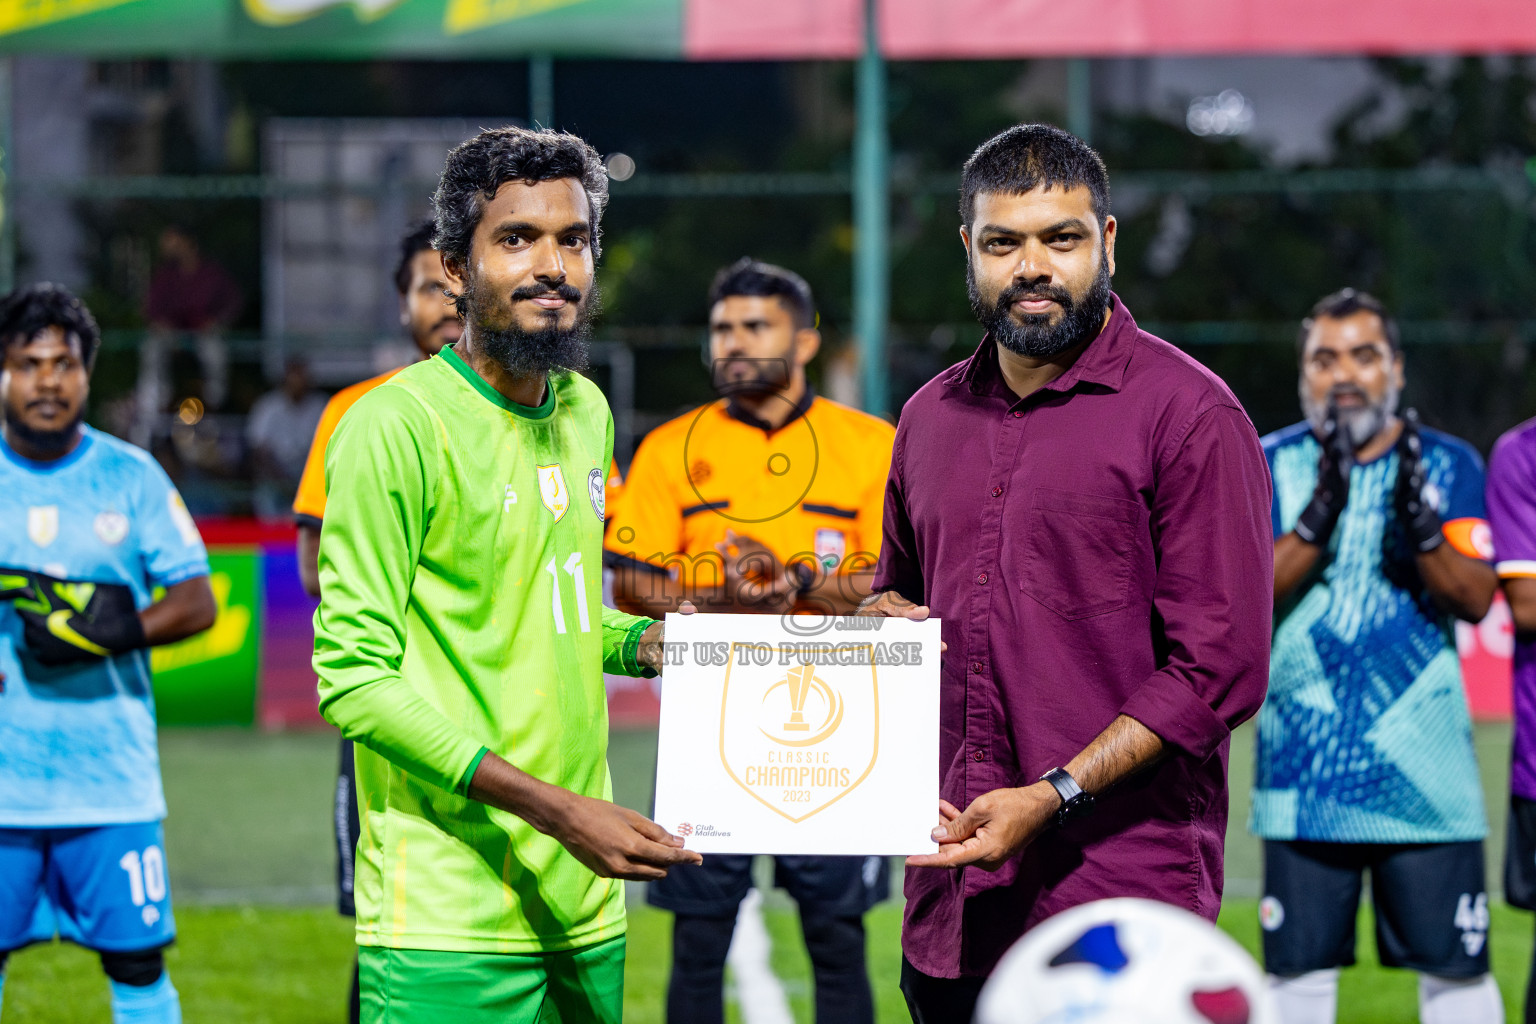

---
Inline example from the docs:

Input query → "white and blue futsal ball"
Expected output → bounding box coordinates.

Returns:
[974,897,1275,1024]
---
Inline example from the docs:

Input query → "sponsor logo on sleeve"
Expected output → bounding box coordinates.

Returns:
[168,492,201,546]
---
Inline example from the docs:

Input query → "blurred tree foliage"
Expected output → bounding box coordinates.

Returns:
[1097,57,1536,443]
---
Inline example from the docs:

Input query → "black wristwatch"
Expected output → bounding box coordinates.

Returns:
[1040,767,1095,828]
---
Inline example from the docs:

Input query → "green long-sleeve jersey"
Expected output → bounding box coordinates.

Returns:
[313,346,655,954]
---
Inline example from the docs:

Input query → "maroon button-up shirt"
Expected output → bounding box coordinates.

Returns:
[874,295,1272,978]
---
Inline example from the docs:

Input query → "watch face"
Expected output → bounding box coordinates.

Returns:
[1060,792,1094,824]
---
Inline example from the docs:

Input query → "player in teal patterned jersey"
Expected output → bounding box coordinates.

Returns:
[1255,289,1501,1024]
[0,284,216,1024]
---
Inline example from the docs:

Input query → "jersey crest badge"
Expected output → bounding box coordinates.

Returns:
[27,505,58,547]
[588,468,605,521]
[814,528,846,570]
[94,510,130,546]
[537,465,570,522]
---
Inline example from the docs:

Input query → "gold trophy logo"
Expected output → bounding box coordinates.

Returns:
[718,643,880,824]
[784,664,813,732]
[760,661,843,746]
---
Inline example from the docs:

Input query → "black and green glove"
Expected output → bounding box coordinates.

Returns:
[1294,406,1355,547]
[1395,408,1445,553]
[0,567,146,665]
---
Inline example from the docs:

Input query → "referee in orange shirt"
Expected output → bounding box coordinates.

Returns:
[607,258,894,1024]
[290,220,459,1023]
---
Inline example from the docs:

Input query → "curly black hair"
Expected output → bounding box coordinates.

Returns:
[0,282,102,367]
[708,258,816,330]
[960,124,1111,232]
[393,219,440,296]
[432,127,609,271]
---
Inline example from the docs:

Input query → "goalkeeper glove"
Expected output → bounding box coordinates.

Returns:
[1395,408,1445,553]
[1294,405,1354,547]
[0,567,146,665]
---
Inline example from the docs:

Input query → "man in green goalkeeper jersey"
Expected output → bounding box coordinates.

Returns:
[313,126,701,1024]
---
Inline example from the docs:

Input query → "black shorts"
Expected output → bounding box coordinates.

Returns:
[1261,839,1490,978]
[335,737,360,917]
[647,854,890,919]
[1505,795,1536,911]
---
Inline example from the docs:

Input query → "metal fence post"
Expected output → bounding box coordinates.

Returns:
[1067,58,1092,144]
[0,57,14,295]
[529,55,554,130]
[853,0,889,416]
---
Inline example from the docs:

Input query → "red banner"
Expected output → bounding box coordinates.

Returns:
[878,0,1536,59]
[684,0,861,59]
[1460,593,1514,722]
[683,0,1536,60]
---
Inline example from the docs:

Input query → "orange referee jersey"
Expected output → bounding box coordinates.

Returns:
[605,389,895,586]
[292,367,403,526]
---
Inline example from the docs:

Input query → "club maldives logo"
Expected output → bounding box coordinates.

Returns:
[719,645,878,824]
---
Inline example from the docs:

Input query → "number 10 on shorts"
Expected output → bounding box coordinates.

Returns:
[120,845,167,926]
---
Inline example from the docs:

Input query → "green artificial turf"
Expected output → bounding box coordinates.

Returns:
[8,900,1531,1023]
[2,723,1530,1023]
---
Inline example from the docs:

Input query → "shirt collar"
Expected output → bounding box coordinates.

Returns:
[947,292,1137,399]
[724,385,816,434]
[440,344,557,419]
[0,424,95,472]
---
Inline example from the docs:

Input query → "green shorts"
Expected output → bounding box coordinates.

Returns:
[358,935,625,1024]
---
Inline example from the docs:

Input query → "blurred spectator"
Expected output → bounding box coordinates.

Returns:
[246,358,324,521]
[135,225,242,444]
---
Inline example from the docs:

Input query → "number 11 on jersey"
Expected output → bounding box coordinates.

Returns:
[545,552,591,634]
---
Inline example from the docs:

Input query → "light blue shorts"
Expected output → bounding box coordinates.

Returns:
[0,822,176,952]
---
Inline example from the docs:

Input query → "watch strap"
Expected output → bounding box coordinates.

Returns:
[1040,766,1093,827]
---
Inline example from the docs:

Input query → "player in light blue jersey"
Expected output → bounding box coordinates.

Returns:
[0,284,215,1024]
[1255,289,1502,1024]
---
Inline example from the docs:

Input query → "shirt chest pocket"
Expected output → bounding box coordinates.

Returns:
[1016,488,1144,620]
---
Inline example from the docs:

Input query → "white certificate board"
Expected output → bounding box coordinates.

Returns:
[652,613,941,856]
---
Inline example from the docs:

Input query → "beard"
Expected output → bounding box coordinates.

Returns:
[462,278,598,377]
[711,356,791,398]
[1302,380,1399,450]
[2,402,83,458]
[967,253,1113,359]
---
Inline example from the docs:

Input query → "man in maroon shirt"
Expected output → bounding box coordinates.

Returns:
[861,124,1273,1023]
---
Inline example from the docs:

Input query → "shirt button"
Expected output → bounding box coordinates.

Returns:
[972,750,986,762]
[976,573,988,585]
[1012,411,1023,418]
[991,486,1003,498]
[971,661,984,674]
